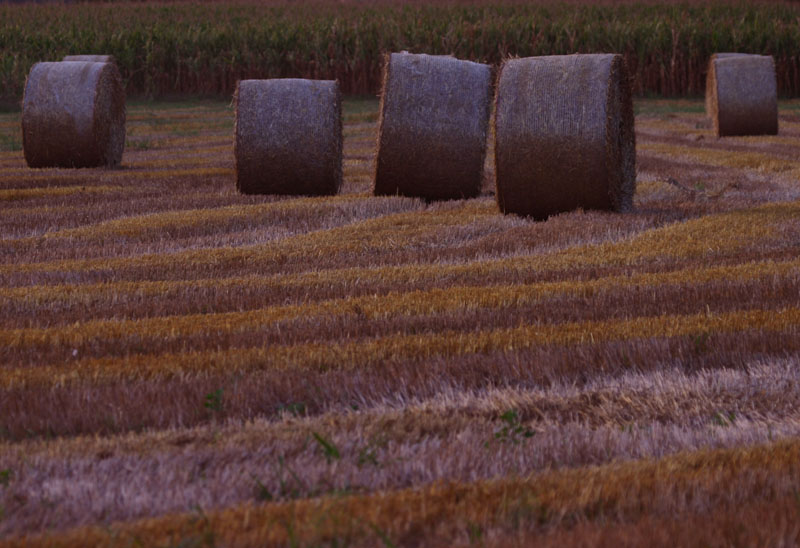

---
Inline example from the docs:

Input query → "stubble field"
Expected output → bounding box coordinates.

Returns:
[1,96,800,546]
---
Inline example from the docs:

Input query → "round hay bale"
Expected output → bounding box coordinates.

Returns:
[63,55,115,64]
[704,53,749,115]
[706,54,777,137]
[234,79,342,196]
[373,52,492,201]
[494,54,635,220]
[22,61,125,169]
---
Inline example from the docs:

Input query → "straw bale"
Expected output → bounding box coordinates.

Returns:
[234,79,342,196]
[706,54,777,137]
[494,54,635,220]
[704,53,749,115]
[22,61,126,168]
[373,52,492,201]
[63,55,115,64]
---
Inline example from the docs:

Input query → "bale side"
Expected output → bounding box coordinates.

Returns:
[22,61,126,168]
[709,55,778,137]
[92,63,127,166]
[605,55,636,213]
[494,54,635,220]
[373,52,492,201]
[234,78,342,196]
[63,55,115,64]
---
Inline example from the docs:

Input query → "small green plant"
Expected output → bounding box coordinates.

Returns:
[203,388,223,413]
[692,332,711,354]
[712,410,736,427]
[277,401,307,417]
[312,431,341,463]
[466,521,484,544]
[0,469,12,487]
[357,446,379,468]
[127,138,153,151]
[0,132,21,152]
[368,522,397,548]
[172,506,217,548]
[490,410,535,445]
[252,476,273,502]
[274,456,305,499]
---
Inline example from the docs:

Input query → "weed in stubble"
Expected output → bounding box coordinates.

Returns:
[488,410,535,447]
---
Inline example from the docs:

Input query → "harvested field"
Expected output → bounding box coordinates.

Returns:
[1,96,800,545]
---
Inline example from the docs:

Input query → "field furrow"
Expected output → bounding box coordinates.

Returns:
[2,97,799,544]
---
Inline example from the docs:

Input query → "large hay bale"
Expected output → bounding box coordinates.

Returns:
[494,54,635,220]
[63,55,115,64]
[22,61,126,168]
[373,52,492,201]
[706,54,777,137]
[234,79,342,196]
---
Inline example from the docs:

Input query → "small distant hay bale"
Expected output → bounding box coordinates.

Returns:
[234,79,342,196]
[63,55,115,64]
[494,54,635,220]
[22,61,126,168]
[373,52,492,201]
[706,53,777,137]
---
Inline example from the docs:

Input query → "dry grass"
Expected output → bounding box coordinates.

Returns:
[1,97,800,544]
[8,439,800,546]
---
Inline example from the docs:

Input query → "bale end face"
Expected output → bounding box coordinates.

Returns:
[373,52,492,201]
[494,54,636,220]
[22,61,126,169]
[234,79,342,196]
[707,54,778,137]
[705,53,750,117]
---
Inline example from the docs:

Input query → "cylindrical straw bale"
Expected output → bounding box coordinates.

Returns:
[373,52,492,201]
[706,54,777,137]
[494,54,635,220]
[63,55,115,64]
[234,79,342,196]
[22,61,126,168]
[704,53,749,115]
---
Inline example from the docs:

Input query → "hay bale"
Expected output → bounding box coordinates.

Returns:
[22,61,126,168]
[706,54,777,137]
[704,53,749,115]
[494,54,635,220]
[373,52,492,201]
[234,79,342,196]
[63,55,115,64]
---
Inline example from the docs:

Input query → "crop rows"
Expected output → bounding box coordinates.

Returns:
[1,97,800,544]
[3,1,800,102]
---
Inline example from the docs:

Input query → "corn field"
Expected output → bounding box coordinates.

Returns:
[2,0,800,101]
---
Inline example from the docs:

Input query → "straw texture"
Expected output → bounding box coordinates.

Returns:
[494,54,635,220]
[707,54,778,137]
[704,53,748,115]
[63,55,115,64]
[373,52,492,201]
[234,79,342,196]
[22,61,126,169]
